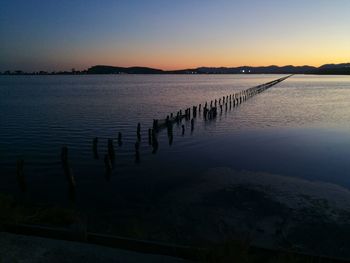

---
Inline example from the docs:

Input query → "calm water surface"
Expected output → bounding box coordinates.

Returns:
[2,74,350,255]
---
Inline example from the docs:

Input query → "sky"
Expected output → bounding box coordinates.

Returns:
[1,0,350,71]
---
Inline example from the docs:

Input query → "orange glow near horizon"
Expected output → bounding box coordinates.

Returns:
[75,45,350,71]
[2,1,350,72]
[64,32,350,71]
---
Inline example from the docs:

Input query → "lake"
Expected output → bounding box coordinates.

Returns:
[2,74,350,258]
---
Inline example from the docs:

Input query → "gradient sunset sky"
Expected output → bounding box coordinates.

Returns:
[1,0,350,71]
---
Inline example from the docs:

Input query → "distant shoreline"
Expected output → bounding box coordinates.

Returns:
[2,73,350,76]
[2,63,350,75]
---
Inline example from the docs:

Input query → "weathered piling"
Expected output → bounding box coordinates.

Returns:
[16,159,26,192]
[191,118,194,132]
[203,107,208,120]
[134,141,140,163]
[167,119,173,145]
[182,124,185,135]
[117,132,122,146]
[214,107,217,117]
[151,129,159,154]
[168,133,173,145]
[104,154,112,180]
[135,141,140,151]
[135,151,140,163]
[107,139,115,159]
[93,137,98,159]
[152,75,292,135]
[175,112,180,123]
[148,128,152,145]
[137,123,141,141]
[153,119,159,133]
[207,107,217,120]
[192,106,197,118]
[61,146,76,189]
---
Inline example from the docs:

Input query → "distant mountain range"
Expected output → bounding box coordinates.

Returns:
[87,63,350,75]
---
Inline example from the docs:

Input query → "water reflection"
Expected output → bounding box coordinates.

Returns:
[3,74,350,258]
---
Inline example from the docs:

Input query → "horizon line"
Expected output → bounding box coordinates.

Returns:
[3,61,350,73]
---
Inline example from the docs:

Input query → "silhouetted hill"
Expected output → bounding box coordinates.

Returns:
[193,65,316,74]
[319,63,350,69]
[316,63,350,75]
[87,65,164,74]
[86,65,319,74]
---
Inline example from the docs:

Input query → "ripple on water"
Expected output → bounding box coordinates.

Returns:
[2,75,350,198]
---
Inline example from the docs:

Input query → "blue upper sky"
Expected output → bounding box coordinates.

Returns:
[1,0,350,71]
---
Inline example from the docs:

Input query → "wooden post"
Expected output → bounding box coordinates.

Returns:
[148,128,152,145]
[108,139,115,159]
[135,151,140,163]
[118,132,122,146]
[61,146,76,189]
[151,129,158,154]
[137,123,141,141]
[153,119,158,133]
[168,133,173,145]
[135,141,140,151]
[104,154,112,180]
[135,141,140,163]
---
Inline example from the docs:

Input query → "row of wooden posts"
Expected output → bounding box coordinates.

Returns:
[150,75,292,144]
[15,75,292,196]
